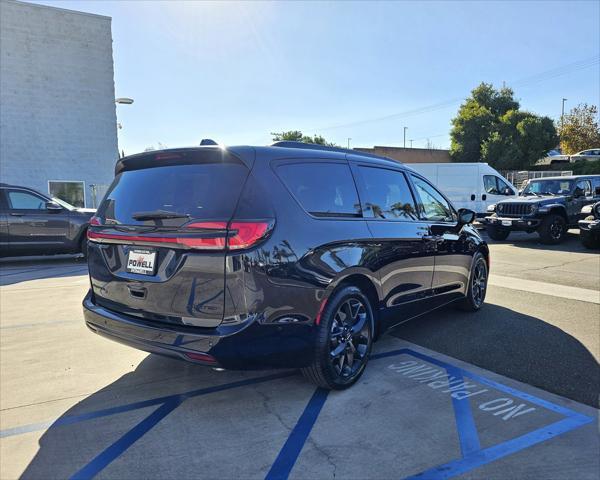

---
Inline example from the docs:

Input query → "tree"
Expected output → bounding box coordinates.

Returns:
[558,103,600,154]
[271,130,338,147]
[450,83,558,169]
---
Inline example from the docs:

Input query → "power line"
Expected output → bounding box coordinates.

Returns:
[311,55,600,133]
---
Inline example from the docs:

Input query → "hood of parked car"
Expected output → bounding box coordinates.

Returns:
[73,208,96,216]
[499,195,568,205]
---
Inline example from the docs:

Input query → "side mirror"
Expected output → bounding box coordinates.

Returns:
[457,208,476,225]
[503,187,514,196]
[46,201,62,211]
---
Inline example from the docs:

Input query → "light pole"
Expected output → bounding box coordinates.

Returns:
[561,98,567,130]
[347,137,352,149]
[115,98,134,158]
[403,127,408,148]
[410,139,413,148]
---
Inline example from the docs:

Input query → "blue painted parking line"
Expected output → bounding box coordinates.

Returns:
[0,372,294,439]
[265,388,330,480]
[0,348,593,479]
[269,348,594,479]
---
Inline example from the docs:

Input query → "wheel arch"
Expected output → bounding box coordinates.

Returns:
[330,273,382,338]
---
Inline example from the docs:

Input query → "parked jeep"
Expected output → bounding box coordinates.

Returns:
[578,201,600,249]
[484,175,600,244]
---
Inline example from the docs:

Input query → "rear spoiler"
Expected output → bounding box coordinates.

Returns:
[115,147,254,175]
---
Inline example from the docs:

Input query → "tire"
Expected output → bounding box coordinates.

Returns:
[301,286,374,390]
[486,226,510,241]
[580,218,600,249]
[457,252,488,312]
[538,214,567,244]
[79,235,88,259]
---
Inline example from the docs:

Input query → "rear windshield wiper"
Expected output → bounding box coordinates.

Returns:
[131,210,190,221]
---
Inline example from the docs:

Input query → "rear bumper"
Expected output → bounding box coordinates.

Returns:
[83,291,315,369]
[578,219,600,232]
[484,215,542,231]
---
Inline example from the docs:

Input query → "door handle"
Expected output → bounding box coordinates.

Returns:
[470,194,476,201]
[482,194,487,201]
[9,213,23,217]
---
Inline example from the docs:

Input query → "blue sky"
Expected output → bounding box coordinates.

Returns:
[31,0,600,154]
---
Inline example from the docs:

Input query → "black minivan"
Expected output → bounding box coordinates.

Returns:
[84,142,489,389]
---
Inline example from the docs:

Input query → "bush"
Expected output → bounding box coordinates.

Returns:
[570,159,600,175]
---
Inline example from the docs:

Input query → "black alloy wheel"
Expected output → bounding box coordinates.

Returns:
[539,214,566,244]
[457,252,488,312]
[471,257,487,308]
[302,286,374,390]
[329,298,371,379]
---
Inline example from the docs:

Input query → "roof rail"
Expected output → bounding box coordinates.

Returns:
[270,141,398,162]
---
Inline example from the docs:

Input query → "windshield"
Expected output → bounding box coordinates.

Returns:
[52,197,76,210]
[522,179,574,196]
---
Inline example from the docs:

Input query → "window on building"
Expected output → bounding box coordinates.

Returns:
[7,190,47,210]
[277,163,361,217]
[358,166,417,220]
[48,181,85,208]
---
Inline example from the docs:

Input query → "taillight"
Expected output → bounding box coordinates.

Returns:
[87,220,272,251]
[89,216,102,226]
[228,222,270,250]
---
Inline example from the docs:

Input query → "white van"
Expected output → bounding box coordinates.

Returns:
[405,162,517,216]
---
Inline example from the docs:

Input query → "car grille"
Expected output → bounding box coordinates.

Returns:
[497,203,531,217]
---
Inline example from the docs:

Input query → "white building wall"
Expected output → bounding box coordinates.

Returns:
[0,0,118,206]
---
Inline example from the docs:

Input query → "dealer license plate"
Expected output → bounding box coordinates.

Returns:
[501,220,512,226]
[126,249,157,275]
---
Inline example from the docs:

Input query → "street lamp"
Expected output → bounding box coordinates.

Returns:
[403,127,408,148]
[561,98,567,130]
[347,138,352,149]
[115,98,134,158]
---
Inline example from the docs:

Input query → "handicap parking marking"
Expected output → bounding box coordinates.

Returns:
[272,347,594,480]
[0,344,595,479]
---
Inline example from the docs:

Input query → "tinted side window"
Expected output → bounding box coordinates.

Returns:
[410,175,455,222]
[358,166,417,220]
[277,163,360,217]
[592,177,600,195]
[575,180,592,196]
[7,190,46,210]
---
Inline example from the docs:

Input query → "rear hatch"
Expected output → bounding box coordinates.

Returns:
[87,148,269,328]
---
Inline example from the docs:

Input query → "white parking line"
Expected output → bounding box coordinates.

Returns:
[489,274,600,304]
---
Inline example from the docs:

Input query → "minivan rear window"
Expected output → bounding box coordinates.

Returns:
[277,162,360,217]
[97,163,248,225]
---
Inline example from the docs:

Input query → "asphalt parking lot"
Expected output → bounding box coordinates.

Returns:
[1,230,598,479]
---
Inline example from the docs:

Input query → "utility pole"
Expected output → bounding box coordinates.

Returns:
[347,138,351,149]
[403,127,408,148]
[561,98,567,130]
[410,139,413,148]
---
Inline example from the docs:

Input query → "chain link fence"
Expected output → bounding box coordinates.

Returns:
[501,170,573,190]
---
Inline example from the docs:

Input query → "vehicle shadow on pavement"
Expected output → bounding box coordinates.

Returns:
[483,230,598,253]
[0,258,87,286]
[390,303,600,408]
[18,356,305,480]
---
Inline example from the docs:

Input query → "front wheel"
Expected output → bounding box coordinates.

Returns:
[457,252,488,312]
[538,214,567,244]
[580,219,600,249]
[302,286,374,390]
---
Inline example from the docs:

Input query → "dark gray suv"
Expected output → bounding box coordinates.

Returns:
[0,183,93,257]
